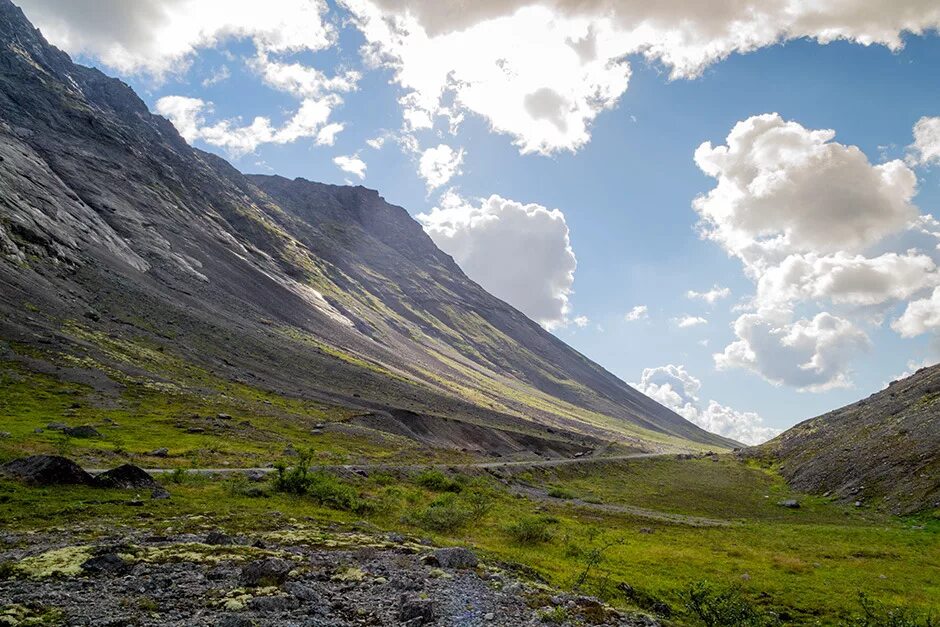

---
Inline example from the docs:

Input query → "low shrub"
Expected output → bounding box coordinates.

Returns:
[851,593,936,627]
[547,486,576,500]
[415,469,462,493]
[506,515,557,545]
[537,606,568,624]
[682,581,778,627]
[272,450,369,513]
[409,493,472,532]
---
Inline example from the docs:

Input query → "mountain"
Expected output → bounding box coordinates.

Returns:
[748,365,940,514]
[0,0,736,457]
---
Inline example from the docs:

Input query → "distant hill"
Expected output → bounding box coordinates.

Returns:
[0,0,737,456]
[748,365,940,514]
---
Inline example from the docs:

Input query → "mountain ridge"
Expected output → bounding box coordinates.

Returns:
[0,0,737,455]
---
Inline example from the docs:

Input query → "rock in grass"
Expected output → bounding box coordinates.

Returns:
[777,499,800,509]
[46,422,67,431]
[205,530,234,546]
[426,547,478,569]
[240,558,292,587]
[1,455,95,486]
[149,448,169,458]
[63,425,101,438]
[94,464,158,489]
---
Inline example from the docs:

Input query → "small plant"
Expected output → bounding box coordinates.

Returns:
[272,448,316,494]
[168,468,189,485]
[537,606,568,624]
[415,469,462,493]
[547,486,576,500]
[0,560,16,580]
[506,515,557,545]
[851,593,936,627]
[682,581,778,627]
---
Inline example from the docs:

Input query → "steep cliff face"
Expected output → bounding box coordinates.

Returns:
[0,0,737,453]
[749,365,940,513]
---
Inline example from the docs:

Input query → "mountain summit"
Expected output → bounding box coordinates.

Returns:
[0,0,735,454]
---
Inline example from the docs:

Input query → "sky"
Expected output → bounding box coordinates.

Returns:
[16,0,940,445]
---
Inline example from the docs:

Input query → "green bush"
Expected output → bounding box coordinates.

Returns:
[537,606,568,624]
[851,593,936,627]
[506,515,557,545]
[409,493,472,532]
[462,486,495,517]
[683,581,778,627]
[415,469,462,493]
[547,486,576,500]
[272,450,368,513]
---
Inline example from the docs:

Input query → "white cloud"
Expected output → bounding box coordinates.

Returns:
[333,154,367,179]
[908,116,940,166]
[18,0,336,77]
[634,364,778,445]
[418,144,465,190]
[892,287,940,337]
[201,64,231,87]
[694,114,940,388]
[625,305,648,321]
[156,95,338,156]
[366,135,388,150]
[687,285,730,304]
[715,311,870,392]
[674,315,707,328]
[249,52,361,99]
[315,122,345,146]
[418,192,576,328]
[573,315,590,328]
[344,0,940,154]
[694,113,918,270]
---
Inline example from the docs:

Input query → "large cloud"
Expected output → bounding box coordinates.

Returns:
[17,0,334,76]
[694,113,918,269]
[634,364,778,445]
[343,0,940,154]
[715,312,871,392]
[418,192,577,328]
[418,144,465,190]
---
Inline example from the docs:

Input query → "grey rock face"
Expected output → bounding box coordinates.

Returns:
[428,547,478,569]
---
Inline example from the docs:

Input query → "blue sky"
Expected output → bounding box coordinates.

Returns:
[18,0,940,443]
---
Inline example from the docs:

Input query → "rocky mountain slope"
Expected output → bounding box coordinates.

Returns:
[749,365,940,514]
[0,0,736,456]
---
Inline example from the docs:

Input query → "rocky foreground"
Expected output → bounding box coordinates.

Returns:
[0,526,656,627]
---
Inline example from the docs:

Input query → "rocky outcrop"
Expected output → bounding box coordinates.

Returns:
[1,455,94,486]
[748,365,940,513]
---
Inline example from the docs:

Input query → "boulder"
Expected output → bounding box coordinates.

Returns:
[46,422,67,431]
[426,547,478,569]
[246,595,299,612]
[205,531,234,546]
[240,558,292,587]
[149,448,169,458]
[777,499,800,509]
[282,581,319,603]
[63,425,101,438]
[94,464,158,489]
[1,455,94,486]
[398,595,434,625]
[81,553,131,575]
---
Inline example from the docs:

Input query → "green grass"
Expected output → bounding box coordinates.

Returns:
[1,457,936,625]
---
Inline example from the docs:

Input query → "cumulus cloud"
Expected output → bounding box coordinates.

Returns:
[715,312,870,392]
[694,113,918,269]
[687,285,730,304]
[694,114,940,388]
[634,364,778,445]
[156,95,338,156]
[674,315,707,328]
[201,65,231,87]
[625,305,648,321]
[892,287,940,337]
[573,315,590,328]
[418,144,465,190]
[343,0,940,154]
[315,122,345,146]
[908,116,940,166]
[418,192,577,328]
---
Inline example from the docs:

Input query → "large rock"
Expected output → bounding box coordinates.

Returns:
[240,558,292,587]
[81,553,131,576]
[63,425,101,438]
[94,464,158,489]
[398,595,435,625]
[427,547,478,569]
[1,455,94,486]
